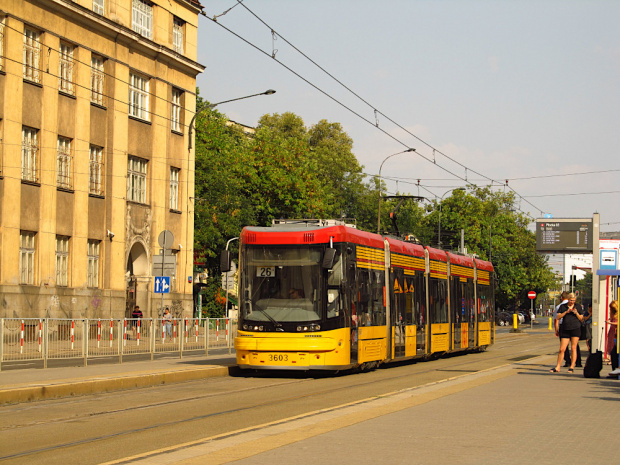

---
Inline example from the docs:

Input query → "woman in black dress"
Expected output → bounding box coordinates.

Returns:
[551,293,585,373]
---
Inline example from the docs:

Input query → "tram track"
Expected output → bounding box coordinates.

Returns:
[0,335,558,463]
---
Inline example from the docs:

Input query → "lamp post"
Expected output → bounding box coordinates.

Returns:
[437,187,465,247]
[187,89,276,150]
[376,148,416,233]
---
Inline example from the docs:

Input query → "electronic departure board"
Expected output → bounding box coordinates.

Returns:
[535,219,593,253]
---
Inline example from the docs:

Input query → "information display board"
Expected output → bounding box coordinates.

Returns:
[535,219,593,253]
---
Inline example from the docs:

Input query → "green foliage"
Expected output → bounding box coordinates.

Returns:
[193,93,555,315]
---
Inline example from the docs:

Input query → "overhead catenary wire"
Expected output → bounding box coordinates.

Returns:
[202,3,546,218]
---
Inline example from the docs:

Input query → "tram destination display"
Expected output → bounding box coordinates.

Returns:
[536,219,593,253]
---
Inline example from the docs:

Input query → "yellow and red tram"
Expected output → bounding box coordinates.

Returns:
[234,220,495,371]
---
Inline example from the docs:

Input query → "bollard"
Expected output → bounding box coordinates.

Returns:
[20,320,24,354]
[513,313,518,330]
[549,317,553,331]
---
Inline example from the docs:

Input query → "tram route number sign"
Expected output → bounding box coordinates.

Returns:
[535,219,593,253]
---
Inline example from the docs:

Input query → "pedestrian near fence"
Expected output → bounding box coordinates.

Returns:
[606,302,618,372]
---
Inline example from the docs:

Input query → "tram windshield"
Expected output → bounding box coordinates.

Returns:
[242,246,322,323]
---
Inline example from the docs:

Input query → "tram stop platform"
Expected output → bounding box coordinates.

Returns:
[0,352,236,405]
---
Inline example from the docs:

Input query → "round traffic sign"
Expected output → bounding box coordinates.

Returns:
[528,291,536,300]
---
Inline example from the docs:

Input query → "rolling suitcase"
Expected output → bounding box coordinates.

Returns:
[584,327,604,378]
[583,351,602,378]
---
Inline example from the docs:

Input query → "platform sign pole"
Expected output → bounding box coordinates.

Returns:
[528,291,536,330]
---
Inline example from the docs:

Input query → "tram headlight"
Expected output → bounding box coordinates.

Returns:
[243,324,248,330]
[297,326,302,332]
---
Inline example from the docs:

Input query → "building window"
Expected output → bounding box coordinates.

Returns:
[23,28,41,83]
[20,232,36,285]
[89,145,104,196]
[173,17,184,54]
[87,240,100,288]
[22,127,38,182]
[132,0,153,39]
[91,55,105,105]
[170,167,180,210]
[127,156,147,204]
[93,0,105,15]
[171,88,182,132]
[58,43,74,95]
[56,236,69,287]
[57,137,72,189]
[129,72,149,120]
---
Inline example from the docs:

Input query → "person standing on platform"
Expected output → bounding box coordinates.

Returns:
[606,302,618,373]
[551,293,585,373]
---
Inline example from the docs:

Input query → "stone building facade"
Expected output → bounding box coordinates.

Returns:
[0,0,204,319]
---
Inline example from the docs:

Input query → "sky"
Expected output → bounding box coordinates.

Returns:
[195,0,620,232]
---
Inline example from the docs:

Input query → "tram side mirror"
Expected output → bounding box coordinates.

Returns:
[322,248,337,269]
[220,250,231,273]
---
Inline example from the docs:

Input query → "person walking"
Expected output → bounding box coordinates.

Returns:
[606,301,618,372]
[131,305,143,338]
[551,293,585,373]
[163,307,173,338]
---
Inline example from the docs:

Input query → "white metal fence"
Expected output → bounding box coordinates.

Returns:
[0,318,236,370]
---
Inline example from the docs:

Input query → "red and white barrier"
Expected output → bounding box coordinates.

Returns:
[20,320,24,354]
[109,319,113,348]
[38,319,42,353]
[123,319,127,346]
[70,320,75,350]
[97,319,101,348]
[216,319,220,342]
[136,319,141,346]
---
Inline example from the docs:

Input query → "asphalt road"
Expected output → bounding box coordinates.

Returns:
[0,327,557,464]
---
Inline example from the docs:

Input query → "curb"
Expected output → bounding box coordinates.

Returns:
[0,366,230,405]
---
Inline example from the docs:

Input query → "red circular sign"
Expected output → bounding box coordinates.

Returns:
[528,291,536,300]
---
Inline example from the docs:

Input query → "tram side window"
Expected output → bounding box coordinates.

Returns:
[429,278,448,324]
[372,270,386,325]
[478,285,493,322]
[357,269,372,326]
[327,250,342,318]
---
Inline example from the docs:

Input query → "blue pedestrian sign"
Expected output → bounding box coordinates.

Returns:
[154,277,170,293]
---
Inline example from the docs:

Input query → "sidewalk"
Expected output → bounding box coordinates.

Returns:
[0,353,236,405]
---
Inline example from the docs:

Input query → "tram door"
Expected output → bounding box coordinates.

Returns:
[391,268,406,358]
[450,276,462,349]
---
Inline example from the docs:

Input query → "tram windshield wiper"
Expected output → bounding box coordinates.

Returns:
[252,302,284,330]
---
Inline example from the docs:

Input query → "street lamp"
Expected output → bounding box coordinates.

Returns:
[187,89,276,150]
[376,148,416,233]
[437,187,465,247]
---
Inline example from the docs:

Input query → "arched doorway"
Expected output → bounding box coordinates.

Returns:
[126,241,149,317]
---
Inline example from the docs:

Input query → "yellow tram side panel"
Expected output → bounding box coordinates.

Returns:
[235,328,351,369]
[430,323,450,352]
[478,321,492,346]
[358,325,387,363]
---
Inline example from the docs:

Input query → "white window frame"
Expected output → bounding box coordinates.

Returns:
[23,28,41,83]
[127,156,148,204]
[57,136,72,189]
[89,145,104,196]
[87,240,100,288]
[171,88,182,132]
[129,72,150,121]
[170,167,180,210]
[56,236,69,287]
[20,232,36,285]
[58,42,75,95]
[91,55,105,105]
[173,17,184,54]
[93,0,105,15]
[22,127,38,182]
[132,0,153,39]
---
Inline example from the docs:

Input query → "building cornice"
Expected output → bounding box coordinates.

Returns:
[25,0,206,77]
